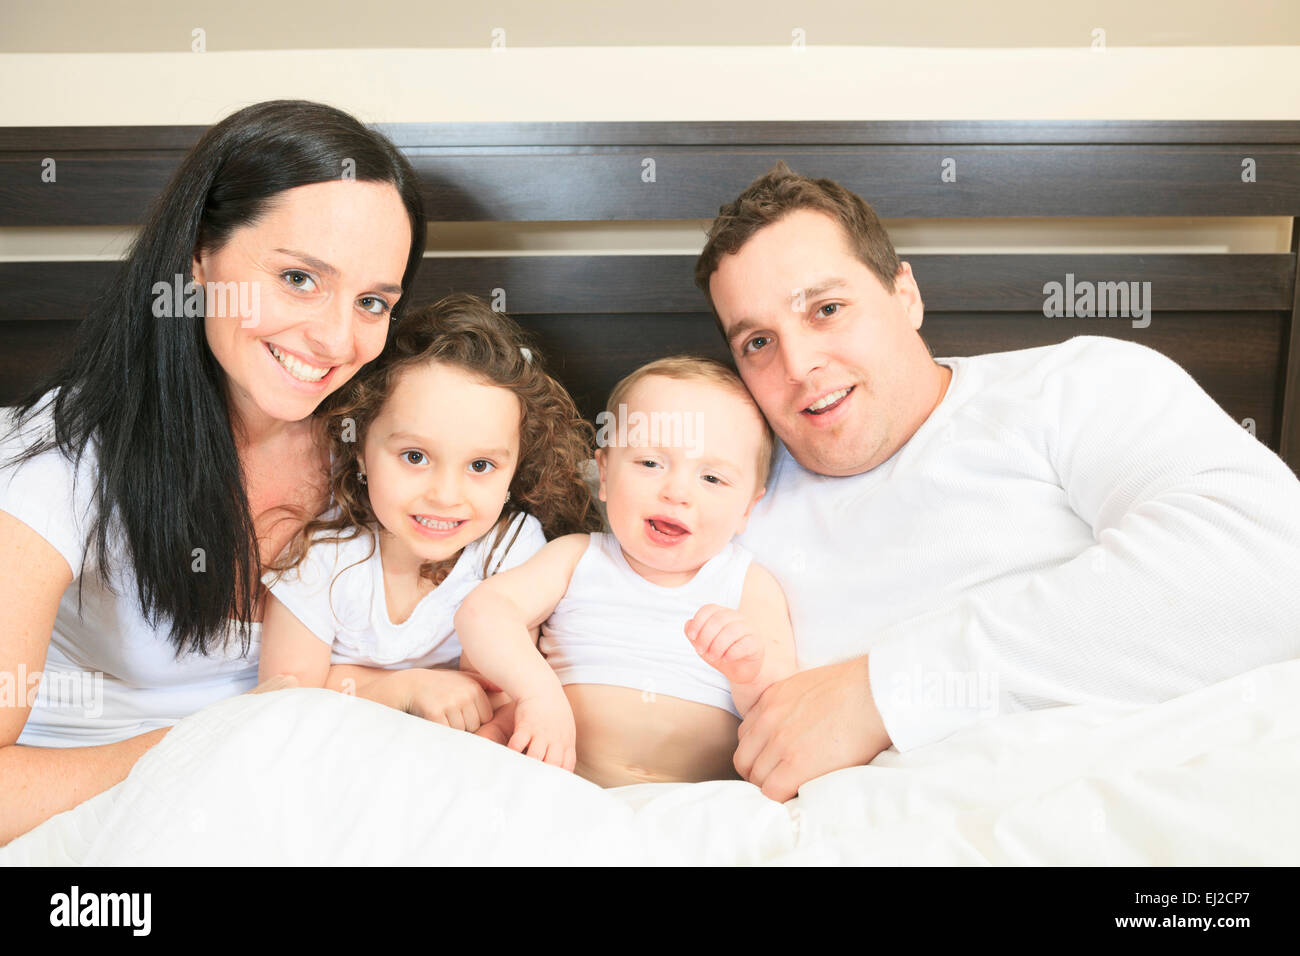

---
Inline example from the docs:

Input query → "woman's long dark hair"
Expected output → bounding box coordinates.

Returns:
[2,99,427,658]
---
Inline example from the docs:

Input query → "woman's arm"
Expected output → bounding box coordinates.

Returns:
[0,729,170,846]
[0,511,168,844]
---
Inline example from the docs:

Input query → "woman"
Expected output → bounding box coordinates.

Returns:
[0,100,429,843]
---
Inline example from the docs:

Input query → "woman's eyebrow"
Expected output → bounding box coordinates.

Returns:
[275,247,403,295]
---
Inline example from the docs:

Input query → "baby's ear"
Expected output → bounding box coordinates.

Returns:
[735,485,766,534]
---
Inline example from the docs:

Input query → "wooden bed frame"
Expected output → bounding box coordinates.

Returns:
[2,120,1298,473]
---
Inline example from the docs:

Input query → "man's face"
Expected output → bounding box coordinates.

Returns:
[708,208,948,477]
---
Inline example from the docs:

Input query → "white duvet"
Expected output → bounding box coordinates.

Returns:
[5,658,1299,866]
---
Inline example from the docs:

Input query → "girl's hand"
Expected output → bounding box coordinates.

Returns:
[474,698,516,746]
[685,604,765,685]
[508,692,576,771]
[392,668,494,733]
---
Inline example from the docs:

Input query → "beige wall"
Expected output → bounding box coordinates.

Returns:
[2,2,1297,260]
[4,0,1300,51]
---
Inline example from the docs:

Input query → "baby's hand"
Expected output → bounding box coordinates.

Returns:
[508,692,577,772]
[685,604,764,685]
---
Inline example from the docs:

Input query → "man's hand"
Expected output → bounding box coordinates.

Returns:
[733,655,890,802]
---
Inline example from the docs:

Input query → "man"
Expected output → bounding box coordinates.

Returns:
[696,162,1300,802]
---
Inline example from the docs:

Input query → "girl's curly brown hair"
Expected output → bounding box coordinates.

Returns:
[267,292,602,588]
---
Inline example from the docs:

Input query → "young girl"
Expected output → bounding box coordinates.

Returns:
[258,293,602,731]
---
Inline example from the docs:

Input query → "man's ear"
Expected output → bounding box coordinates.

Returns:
[894,261,926,331]
[593,448,608,503]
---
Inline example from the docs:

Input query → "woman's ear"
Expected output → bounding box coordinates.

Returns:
[191,252,205,286]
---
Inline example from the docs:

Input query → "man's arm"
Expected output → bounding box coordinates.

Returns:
[867,336,1300,752]
[735,337,1300,799]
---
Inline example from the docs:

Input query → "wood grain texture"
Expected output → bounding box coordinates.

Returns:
[4,254,1290,321]
[1,120,1296,471]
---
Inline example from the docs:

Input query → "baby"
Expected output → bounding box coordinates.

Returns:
[455,355,797,786]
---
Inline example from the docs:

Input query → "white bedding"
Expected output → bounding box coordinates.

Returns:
[5,658,1299,866]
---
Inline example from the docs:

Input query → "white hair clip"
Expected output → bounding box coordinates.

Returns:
[519,347,533,364]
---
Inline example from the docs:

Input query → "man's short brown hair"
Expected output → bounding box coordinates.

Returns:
[693,161,902,337]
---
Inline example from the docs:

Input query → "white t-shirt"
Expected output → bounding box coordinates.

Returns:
[262,512,547,669]
[539,532,752,717]
[736,335,1300,752]
[0,391,261,748]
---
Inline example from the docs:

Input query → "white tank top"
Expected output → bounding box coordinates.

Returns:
[539,532,753,717]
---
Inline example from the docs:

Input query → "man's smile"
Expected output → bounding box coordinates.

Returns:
[800,385,855,417]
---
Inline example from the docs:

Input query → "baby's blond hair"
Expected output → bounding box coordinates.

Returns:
[604,355,774,490]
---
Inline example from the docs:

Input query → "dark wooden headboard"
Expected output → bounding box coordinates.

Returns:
[3,120,1298,472]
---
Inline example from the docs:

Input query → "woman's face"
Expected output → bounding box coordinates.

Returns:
[194,179,413,430]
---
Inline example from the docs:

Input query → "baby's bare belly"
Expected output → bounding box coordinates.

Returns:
[564,683,742,787]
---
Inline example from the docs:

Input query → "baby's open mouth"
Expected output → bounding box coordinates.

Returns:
[647,518,689,537]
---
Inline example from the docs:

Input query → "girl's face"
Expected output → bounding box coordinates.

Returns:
[361,362,522,573]
[195,179,413,432]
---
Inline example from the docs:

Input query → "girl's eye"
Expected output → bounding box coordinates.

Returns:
[702,474,723,485]
[469,459,495,474]
[358,295,391,317]
[283,270,317,292]
[817,303,840,318]
[743,335,771,354]
[636,459,661,469]
[402,450,425,466]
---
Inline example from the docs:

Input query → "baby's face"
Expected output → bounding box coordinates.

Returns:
[596,375,766,587]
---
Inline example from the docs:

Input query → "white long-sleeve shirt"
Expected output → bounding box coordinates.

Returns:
[736,335,1300,752]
